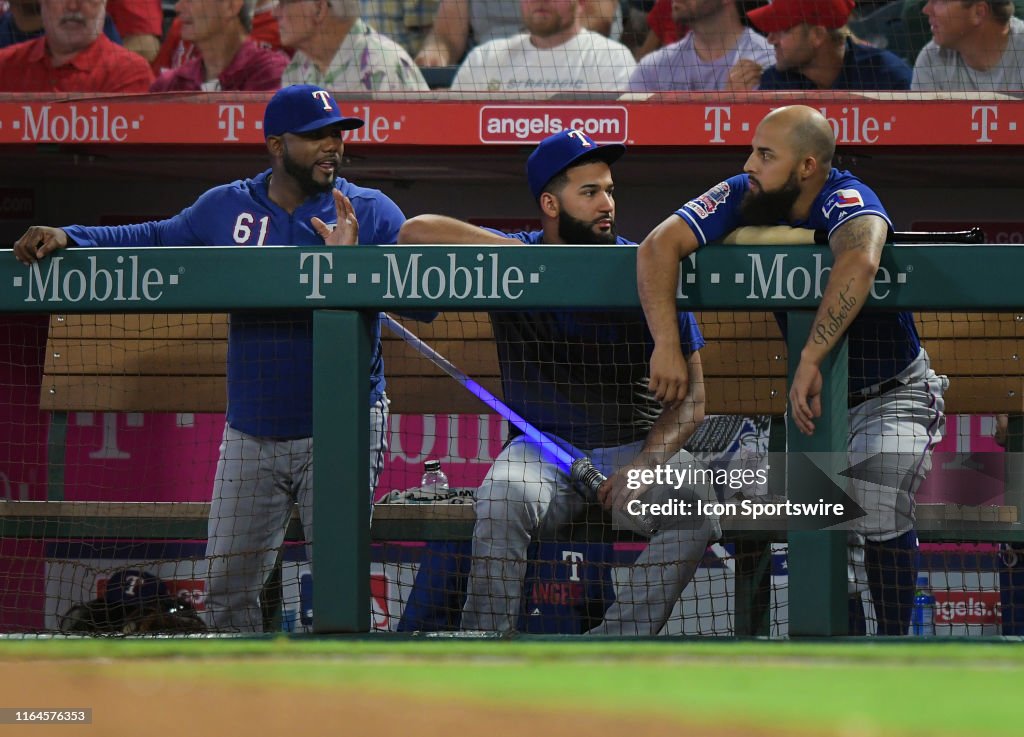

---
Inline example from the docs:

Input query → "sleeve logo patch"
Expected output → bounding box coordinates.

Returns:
[823,189,864,218]
[685,181,731,219]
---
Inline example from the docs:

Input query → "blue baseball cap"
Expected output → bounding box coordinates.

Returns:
[263,84,365,139]
[102,570,170,607]
[527,130,625,201]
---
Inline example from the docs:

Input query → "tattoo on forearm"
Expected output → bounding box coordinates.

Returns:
[813,278,858,345]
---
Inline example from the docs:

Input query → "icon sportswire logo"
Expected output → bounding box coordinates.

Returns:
[300,251,544,301]
[17,255,181,304]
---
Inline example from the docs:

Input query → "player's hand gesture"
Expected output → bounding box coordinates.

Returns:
[312,190,358,246]
[12,226,69,265]
[648,343,689,405]
[789,357,823,435]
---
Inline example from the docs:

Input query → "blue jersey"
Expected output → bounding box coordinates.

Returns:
[674,169,921,390]
[759,39,912,91]
[485,230,705,449]
[62,169,405,437]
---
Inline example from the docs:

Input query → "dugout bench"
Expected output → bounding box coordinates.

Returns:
[2,310,1023,635]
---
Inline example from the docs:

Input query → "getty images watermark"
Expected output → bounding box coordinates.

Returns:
[616,453,875,534]
[625,463,847,522]
[619,450,1016,534]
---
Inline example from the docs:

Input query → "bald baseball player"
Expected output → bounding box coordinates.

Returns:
[637,105,948,635]
[399,129,719,636]
[12,85,404,632]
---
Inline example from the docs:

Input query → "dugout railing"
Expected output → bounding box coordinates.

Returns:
[1,242,1022,637]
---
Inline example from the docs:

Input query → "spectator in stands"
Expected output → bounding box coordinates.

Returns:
[278,0,428,90]
[153,0,283,74]
[361,0,438,57]
[902,0,1024,64]
[450,0,636,91]
[106,0,163,61]
[0,0,154,91]
[729,0,912,90]
[628,0,773,90]
[151,0,288,91]
[415,0,620,67]
[1,0,121,48]
[633,0,686,60]
[911,0,1024,91]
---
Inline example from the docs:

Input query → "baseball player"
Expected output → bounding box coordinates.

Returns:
[637,105,948,635]
[12,85,405,632]
[398,129,720,636]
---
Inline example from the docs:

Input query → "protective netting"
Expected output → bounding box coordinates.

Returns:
[0,308,1021,635]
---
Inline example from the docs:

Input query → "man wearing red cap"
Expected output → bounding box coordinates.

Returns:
[730,0,912,89]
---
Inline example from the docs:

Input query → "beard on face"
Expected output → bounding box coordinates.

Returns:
[672,0,721,26]
[526,10,572,38]
[740,171,801,226]
[557,208,617,245]
[282,142,336,198]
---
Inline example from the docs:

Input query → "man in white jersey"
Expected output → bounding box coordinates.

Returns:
[450,0,636,91]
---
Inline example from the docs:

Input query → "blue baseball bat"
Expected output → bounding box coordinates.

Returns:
[382,314,607,500]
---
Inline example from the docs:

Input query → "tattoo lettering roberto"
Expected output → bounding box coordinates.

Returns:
[813,278,858,345]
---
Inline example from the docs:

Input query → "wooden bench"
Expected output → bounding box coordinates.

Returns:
[26,309,1024,538]
[38,310,1024,415]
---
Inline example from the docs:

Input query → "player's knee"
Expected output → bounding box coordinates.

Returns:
[474,486,535,525]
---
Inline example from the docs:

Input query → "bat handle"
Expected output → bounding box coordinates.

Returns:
[569,457,658,535]
[570,456,605,501]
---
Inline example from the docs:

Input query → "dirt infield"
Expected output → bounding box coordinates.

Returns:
[0,661,783,737]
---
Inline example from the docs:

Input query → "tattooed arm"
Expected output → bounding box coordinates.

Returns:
[789,214,887,435]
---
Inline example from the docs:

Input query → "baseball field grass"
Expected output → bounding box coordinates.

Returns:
[1,638,1023,736]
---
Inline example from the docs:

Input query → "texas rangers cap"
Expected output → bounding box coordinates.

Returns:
[263,84,365,139]
[527,129,626,201]
[746,0,855,34]
[101,570,169,607]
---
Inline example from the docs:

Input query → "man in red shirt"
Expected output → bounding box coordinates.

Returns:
[152,0,284,74]
[0,0,154,91]
[150,0,287,90]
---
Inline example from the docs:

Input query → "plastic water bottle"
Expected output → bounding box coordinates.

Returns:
[911,575,936,636]
[420,460,450,497]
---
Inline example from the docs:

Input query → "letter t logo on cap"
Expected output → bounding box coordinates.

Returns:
[312,90,333,111]
[567,130,592,147]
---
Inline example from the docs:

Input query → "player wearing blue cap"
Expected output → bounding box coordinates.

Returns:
[13,85,407,632]
[638,105,948,635]
[399,129,719,635]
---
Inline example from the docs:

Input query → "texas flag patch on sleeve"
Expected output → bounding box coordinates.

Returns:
[822,189,864,218]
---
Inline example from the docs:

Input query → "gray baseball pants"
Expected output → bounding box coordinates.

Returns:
[203,397,388,631]
[461,437,719,636]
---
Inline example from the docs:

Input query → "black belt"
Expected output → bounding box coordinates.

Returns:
[848,377,906,408]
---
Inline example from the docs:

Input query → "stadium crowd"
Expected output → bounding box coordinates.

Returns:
[0,0,1020,93]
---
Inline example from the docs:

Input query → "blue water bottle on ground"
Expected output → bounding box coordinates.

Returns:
[911,575,936,636]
